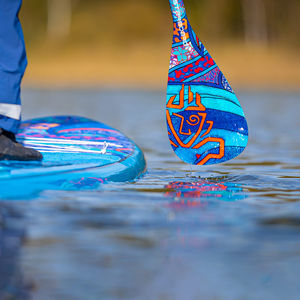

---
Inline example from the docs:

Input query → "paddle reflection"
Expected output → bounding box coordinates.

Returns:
[165,180,245,208]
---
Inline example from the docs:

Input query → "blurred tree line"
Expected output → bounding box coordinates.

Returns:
[21,0,300,48]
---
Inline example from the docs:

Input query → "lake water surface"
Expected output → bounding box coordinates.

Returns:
[0,89,299,299]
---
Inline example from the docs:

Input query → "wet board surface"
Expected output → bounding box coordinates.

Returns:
[0,116,146,198]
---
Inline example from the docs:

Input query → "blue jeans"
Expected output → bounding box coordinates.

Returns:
[0,0,26,133]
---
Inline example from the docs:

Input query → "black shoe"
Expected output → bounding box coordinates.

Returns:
[0,129,43,161]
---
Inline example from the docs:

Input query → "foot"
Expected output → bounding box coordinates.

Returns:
[0,129,43,161]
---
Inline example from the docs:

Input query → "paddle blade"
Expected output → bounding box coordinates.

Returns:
[166,0,248,165]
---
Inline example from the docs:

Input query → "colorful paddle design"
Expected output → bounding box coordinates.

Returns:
[166,0,248,165]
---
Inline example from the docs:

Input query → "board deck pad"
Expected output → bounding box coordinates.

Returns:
[0,116,146,198]
[166,0,248,165]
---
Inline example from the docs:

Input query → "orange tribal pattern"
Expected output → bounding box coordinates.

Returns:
[167,0,248,165]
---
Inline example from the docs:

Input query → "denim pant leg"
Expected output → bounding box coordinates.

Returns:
[0,0,27,134]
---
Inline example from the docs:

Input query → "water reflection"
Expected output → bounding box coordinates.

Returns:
[0,204,28,299]
[0,89,298,299]
[165,180,246,208]
[0,175,106,200]
[0,174,124,200]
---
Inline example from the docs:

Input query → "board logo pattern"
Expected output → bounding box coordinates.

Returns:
[167,0,248,165]
[17,116,134,159]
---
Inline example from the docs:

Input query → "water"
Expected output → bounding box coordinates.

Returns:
[0,88,299,299]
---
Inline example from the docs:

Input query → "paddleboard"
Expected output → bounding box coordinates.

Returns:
[0,116,146,198]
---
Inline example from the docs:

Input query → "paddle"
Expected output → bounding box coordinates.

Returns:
[166,0,248,165]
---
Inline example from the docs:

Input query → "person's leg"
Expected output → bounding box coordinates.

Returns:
[0,0,26,133]
[0,0,42,161]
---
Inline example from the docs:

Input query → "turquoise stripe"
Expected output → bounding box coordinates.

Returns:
[175,139,246,164]
[167,84,241,106]
[174,129,247,158]
[166,85,244,117]
[207,129,248,147]
[201,98,244,117]
[189,85,240,106]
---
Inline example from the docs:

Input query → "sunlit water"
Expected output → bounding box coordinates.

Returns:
[0,89,299,299]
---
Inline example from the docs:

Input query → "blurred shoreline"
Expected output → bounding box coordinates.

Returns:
[23,42,300,91]
[21,0,300,91]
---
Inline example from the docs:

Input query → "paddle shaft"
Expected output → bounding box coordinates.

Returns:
[169,0,186,22]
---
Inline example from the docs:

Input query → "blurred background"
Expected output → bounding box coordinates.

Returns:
[21,0,300,90]
[1,2,300,299]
